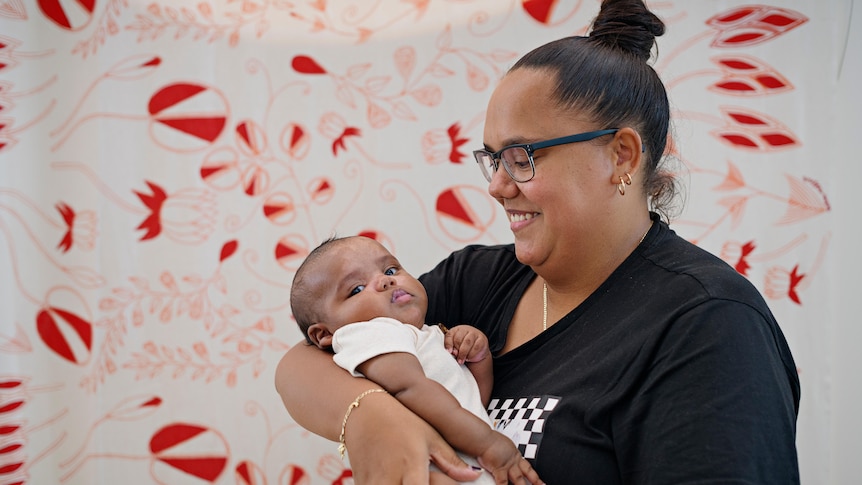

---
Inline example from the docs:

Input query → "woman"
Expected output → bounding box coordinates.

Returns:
[275,0,801,483]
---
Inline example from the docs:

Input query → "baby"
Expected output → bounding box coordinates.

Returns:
[289,235,542,485]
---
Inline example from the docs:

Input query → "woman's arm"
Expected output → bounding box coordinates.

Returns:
[275,342,484,483]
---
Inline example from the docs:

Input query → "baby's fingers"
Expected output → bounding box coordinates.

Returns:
[510,458,544,485]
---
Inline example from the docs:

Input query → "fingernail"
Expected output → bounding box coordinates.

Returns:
[470,466,482,471]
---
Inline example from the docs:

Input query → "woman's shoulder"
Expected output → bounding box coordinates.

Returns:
[645,223,767,306]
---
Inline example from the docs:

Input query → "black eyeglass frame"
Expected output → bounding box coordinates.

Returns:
[472,128,620,183]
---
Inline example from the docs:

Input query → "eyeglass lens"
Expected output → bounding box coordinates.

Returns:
[476,146,534,183]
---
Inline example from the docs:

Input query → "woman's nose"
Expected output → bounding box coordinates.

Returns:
[487,163,518,200]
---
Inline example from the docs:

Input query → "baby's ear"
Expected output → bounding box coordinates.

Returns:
[307,323,333,349]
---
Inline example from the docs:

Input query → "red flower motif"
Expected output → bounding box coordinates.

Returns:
[765,264,806,305]
[422,122,471,164]
[319,112,362,155]
[56,202,98,253]
[56,202,76,252]
[134,181,217,244]
[721,240,756,276]
[134,181,169,241]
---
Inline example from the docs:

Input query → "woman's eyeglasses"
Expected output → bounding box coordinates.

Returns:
[472,129,619,183]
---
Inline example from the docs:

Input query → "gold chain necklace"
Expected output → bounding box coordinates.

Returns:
[542,221,653,331]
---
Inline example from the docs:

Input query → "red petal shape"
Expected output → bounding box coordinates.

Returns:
[201,164,230,180]
[0,400,24,414]
[157,457,227,482]
[522,0,554,24]
[715,81,756,92]
[0,462,24,474]
[728,113,767,125]
[761,14,796,27]
[0,379,23,389]
[719,59,758,71]
[220,240,238,262]
[0,443,23,454]
[718,134,759,148]
[275,241,299,260]
[37,0,72,28]
[291,55,327,74]
[155,117,226,143]
[436,189,473,225]
[755,75,786,89]
[149,424,208,454]
[711,6,757,25]
[148,83,208,116]
[36,308,93,364]
[761,133,796,147]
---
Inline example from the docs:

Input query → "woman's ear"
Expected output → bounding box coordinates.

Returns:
[613,127,644,175]
[307,323,334,349]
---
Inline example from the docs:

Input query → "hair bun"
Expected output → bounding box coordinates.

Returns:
[589,0,665,61]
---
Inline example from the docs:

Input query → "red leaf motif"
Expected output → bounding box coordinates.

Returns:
[711,55,791,96]
[728,112,768,125]
[714,80,756,93]
[715,107,799,151]
[755,74,787,89]
[761,133,795,147]
[292,55,327,74]
[707,6,808,47]
[716,132,759,148]
[220,240,238,262]
[716,58,759,71]
[0,379,23,389]
[0,443,23,455]
[0,400,24,414]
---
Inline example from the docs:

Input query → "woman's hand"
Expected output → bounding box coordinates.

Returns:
[345,393,483,484]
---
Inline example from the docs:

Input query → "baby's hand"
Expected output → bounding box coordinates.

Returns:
[443,325,489,365]
[478,432,544,485]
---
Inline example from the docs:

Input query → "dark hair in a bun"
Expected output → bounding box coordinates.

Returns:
[589,0,666,61]
[510,0,678,220]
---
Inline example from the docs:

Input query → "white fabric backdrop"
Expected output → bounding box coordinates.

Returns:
[0,1,857,483]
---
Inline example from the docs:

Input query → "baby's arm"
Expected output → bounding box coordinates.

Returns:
[358,352,541,485]
[444,325,493,405]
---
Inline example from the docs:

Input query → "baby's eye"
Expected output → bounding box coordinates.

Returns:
[384,267,398,276]
[349,285,365,297]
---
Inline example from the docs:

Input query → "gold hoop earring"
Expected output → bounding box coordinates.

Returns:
[617,173,632,196]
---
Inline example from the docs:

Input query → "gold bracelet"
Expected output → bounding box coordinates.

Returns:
[338,388,388,459]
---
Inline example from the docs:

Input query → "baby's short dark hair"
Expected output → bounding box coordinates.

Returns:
[290,235,350,343]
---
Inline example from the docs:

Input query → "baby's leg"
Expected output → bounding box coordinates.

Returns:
[429,470,461,485]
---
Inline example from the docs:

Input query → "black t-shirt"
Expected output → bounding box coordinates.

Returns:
[419,216,800,485]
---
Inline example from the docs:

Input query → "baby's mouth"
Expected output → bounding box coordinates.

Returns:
[391,289,411,303]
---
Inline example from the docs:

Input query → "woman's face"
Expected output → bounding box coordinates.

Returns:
[482,68,618,268]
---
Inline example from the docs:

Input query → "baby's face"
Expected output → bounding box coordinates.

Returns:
[307,237,428,330]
